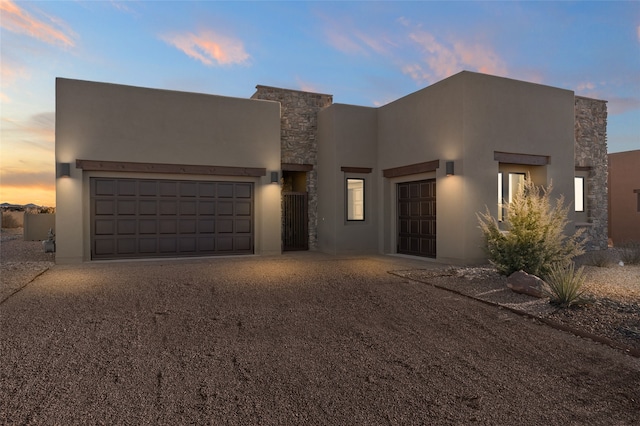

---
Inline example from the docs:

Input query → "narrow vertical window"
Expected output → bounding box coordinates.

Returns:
[574,177,585,212]
[498,172,503,221]
[347,178,364,221]
[508,173,525,203]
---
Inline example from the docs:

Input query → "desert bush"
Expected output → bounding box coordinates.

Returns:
[543,262,587,307]
[619,241,640,265]
[584,250,612,267]
[477,176,585,277]
[1,211,21,228]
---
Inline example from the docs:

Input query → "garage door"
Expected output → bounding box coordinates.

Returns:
[91,178,253,260]
[397,179,436,258]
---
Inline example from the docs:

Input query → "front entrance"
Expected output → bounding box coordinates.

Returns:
[281,170,309,251]
[397,179,436,258]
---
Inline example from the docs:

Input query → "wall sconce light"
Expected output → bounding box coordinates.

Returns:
[270,171,279,184]
[57,162,71,178]
[445,161,454,176]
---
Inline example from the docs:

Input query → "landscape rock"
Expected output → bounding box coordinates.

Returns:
[507,270,547,298]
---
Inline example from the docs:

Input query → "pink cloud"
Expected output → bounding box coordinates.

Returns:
[161,30,250,66]
[406,30,507,84]
[0,0,75,47]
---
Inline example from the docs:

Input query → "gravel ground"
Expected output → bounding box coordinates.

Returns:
[1,229,639,425]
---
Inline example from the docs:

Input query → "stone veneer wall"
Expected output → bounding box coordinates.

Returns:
[574,96,608,250]
[251,86,333,249]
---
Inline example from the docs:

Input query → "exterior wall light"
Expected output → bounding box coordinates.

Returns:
[445,161,454,176]
[270,171,279,184]
[57,162,71,178]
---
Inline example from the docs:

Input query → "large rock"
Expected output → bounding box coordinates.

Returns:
[507,270,546,298]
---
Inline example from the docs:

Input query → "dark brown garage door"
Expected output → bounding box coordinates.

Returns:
[91,178,254,260]
[397,179,436,258]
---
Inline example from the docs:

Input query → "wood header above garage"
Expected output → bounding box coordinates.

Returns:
[494,151,549,166]
[75,159,266,177]
[382,160,439,178]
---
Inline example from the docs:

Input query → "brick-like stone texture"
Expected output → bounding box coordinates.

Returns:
[251,86,333,249]
[574,96,608,250]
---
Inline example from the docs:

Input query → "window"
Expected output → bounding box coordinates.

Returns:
[498,172,525,222]
[574,177,585,212]
[346,178,364,221]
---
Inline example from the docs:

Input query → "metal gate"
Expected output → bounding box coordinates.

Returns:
[282,192,308,251]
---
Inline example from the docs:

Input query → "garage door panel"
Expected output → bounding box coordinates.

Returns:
[95,220,114,235]
[118,180,136,196]
[159,200,177,215]
[235,201,252,216]
[179,220,196,234]
[91,178,254,259]
[118,200,136,215]
[218,201,234,215]
[180,201,197,215]
[117,239,136,254]
[118,220,136,235]
[95,180,116,196]
[159,181,177,197]
[95,200,115,215]
[94,239,114,255]
[139,181,157,196]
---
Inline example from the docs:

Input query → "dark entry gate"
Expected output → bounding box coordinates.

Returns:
[282,192,308,251]
[397,179,436,258]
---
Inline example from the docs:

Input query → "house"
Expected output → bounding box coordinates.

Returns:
[608,150,640,246]
[55,71,608,264]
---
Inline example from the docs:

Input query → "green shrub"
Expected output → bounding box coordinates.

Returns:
[543,262,587,307]
[477,176,585,276]
[619,241,640,265]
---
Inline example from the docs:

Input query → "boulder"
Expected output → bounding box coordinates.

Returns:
[507,270,546,298]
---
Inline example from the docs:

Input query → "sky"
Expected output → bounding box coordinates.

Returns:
[1,1,639,207]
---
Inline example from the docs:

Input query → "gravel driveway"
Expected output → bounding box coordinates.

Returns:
[1,253,639,425]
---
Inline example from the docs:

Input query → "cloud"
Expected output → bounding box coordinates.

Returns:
[0,169,55,189]
[160,30,250,66]
[405,30,507,84]
[576,82,596,92]
[0,0,76,47]
[1,112,55,144]
[320,15,395,56]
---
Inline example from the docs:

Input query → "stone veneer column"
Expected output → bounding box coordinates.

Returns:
[574,96,608,250]
[251,86,333,249]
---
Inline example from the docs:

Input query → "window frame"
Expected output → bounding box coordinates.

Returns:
[346,178,365,222]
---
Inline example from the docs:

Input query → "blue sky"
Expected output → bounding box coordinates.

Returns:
[1,0,639,206]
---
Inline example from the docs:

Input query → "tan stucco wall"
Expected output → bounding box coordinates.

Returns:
[608,150,640,245]
[365,71,575,264]
[23,213,55,241]
[55,78,281,263]
[317,104,378,254]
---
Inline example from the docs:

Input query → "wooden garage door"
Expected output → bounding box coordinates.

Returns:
[397,179,436,258]
[91,178,253,259]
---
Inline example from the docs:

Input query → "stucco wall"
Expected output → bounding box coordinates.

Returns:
[317,104,378,254]
[575,96,609,250]
[56,78,282,263]
[251,86,333,249]
[608,150,640,245]
[377,71,576,264]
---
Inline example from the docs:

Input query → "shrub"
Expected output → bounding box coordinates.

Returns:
[477,176,585,277]
[1,211,20,228]
[619,241,640,265]
[543,262,587,307]
[584,250,612,267]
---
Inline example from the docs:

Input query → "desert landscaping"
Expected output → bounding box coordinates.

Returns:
[1,226,639,424]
